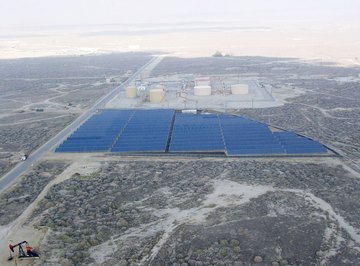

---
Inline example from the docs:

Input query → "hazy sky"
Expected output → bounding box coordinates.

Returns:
[1,0,360,27]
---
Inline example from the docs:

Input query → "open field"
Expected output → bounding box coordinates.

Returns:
[0,155,359,265]
[1,22,360,66]
[0,53,151,177]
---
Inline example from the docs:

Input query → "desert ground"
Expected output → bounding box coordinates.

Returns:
[1,154,359,265]
[0,49,359,265]
[0,53,151,177]
[1,22,360,66]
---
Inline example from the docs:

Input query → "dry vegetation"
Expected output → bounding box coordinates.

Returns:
[28,159,360,265]
[0,161,69,225]
[1,55,360,266]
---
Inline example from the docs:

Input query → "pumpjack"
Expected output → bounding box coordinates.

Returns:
[8,241,39,260]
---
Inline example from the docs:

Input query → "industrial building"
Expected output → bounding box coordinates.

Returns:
[149,85,166,103]
[125,86,137,98]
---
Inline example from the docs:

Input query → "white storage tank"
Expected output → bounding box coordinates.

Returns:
[125,86,138,98]
[150,88,165,103]
[194,85,212,96]
[231,84,249,95]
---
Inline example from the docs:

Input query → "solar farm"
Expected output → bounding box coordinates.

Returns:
[4,53,360,266]
[55,109,329,156]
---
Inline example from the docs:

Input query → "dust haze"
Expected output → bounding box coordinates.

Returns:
[1,0,360,64]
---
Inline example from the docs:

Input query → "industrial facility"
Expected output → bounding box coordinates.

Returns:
[106,75,276,110]
[56,72,326,156]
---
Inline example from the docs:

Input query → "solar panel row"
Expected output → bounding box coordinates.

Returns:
[55,110,134,152]
[169,113,225,152]
[219,115,286,156]
[274,132,327,154]
[56,109,328,156]
[111,109,174,152]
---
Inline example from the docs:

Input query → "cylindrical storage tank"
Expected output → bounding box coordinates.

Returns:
[194,85,212,96]
[231,84,249,95]
[125,86,137,98]
[150,88,165,103]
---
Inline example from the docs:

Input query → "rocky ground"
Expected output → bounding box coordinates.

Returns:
[0,160,69,225]
[25,158,360,266]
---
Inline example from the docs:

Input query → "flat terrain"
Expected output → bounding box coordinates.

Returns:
[0,55,359,266]
[1,22,359,66]
[1,155,359,265]
[0,53,151,177]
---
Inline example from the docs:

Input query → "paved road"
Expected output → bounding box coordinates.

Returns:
[0,55,159,192]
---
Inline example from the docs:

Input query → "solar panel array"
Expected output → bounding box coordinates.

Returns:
[55,110,134,152]
[56,109,328,156]
[170,113,224,152]
[111,109,174,152]
[274,132,327,154]
[219,115,285,156]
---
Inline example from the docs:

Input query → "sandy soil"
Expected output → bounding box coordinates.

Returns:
[1,26,360,66]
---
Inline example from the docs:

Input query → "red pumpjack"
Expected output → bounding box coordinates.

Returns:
[8,241,39,260]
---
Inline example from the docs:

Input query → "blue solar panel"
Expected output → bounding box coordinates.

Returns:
[274,132,327,154]
[169,113,225,152]
[111,109,174,152]
[219,115,286,156]
[56,109,134,152]
[56,109,328,156]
